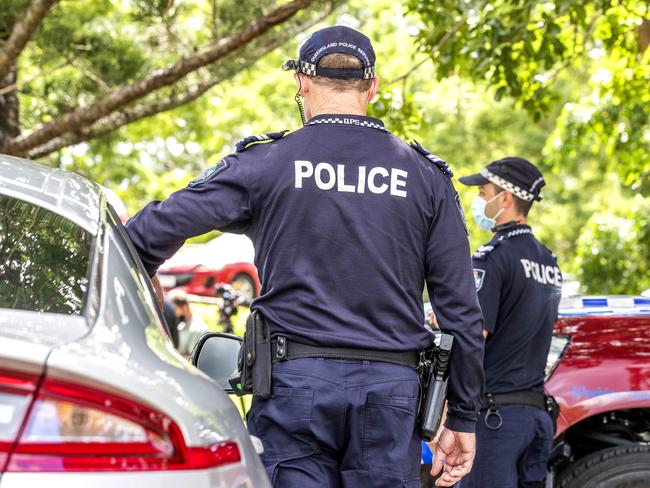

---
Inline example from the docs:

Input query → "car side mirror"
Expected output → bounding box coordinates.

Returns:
[191,333,242,393]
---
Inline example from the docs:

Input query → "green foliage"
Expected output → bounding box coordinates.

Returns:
[576,197,650,294]
[0,0,30,38]
[2,0,647,295]
[407,0,650,189]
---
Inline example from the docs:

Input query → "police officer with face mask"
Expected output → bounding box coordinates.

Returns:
[125,25,485,488]
[457,157,562,488]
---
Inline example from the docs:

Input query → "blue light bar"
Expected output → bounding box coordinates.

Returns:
[559,296,650,317]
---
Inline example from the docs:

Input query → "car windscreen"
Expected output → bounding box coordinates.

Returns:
[0,194,93,314]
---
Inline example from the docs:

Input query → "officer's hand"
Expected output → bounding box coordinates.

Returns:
[428,311,439,330]
[430,427,476,487]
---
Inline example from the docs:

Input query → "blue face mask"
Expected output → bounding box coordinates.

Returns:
[471,193,504,231]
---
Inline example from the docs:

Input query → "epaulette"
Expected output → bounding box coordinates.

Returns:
[472,236,507,261]
[409,140,454,178]
[235,130,290,152]
[472,242,502,260]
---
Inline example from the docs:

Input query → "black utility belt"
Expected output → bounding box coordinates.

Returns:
[271,336,419,370]
[480,390,559,431]
[481,390,546,411]
[231,311,454,443]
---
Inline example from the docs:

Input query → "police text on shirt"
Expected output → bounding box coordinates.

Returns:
[520,259,562,287]
[294,160,407,198]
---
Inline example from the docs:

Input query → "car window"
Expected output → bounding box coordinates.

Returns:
[0,194,92,314]
[105,207,168,335]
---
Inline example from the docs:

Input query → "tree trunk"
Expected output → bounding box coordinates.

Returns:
[0,67,20,154]
[639,18,650,53]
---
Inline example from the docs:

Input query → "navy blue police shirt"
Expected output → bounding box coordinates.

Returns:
[472,223,562,394]
[125,114,485,432]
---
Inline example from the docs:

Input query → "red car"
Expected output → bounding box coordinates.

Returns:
[158,234,261,301]
[420,296,650,488]
[546,295,650,487]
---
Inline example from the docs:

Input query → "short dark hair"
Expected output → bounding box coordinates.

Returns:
[514,197,533,217]
[311,53,373,92]
[495,185,534,216]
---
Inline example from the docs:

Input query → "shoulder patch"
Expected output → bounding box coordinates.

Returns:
[472,240,502,260]
[473,268,486,291]
[188,158,230,187]
[235,130,290,153]
[409,140,453,178]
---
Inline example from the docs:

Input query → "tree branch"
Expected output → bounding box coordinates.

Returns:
[0,59,70,97]
[381,56,429,89]
[27,78,220,159]
[5,0,318,156]
[26,6,335,159]
[639,18,650,53]
[381,16,467,90]
[68,57,110,92]
[0,0,58,81]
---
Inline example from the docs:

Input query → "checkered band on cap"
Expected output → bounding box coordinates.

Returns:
[298,60,375,79]
[363,67,375,79]
[480,169,536,201]
[298,60,317,76]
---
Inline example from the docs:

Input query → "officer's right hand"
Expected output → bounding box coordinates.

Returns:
[430,427,476,487]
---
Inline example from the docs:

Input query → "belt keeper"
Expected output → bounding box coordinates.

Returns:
[275,336,287,360]
[484,393,503,430]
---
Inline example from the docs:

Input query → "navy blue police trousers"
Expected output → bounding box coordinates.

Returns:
[457,405,553,488]
[247,358,421,487]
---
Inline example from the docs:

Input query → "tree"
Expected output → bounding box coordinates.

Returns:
[406,0,650,190]
[3,0,646,294]
[0,0,343,159]
[576,197,650,294]
[403,0,649,293]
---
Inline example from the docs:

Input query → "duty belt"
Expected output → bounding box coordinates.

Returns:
[480,390,546,410]
[271,336,419,370]
[480,390,551,431]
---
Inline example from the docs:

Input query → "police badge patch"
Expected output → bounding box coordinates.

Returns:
[473,268,486,291]
[188,159,230,187]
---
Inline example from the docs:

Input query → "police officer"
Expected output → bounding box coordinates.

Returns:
[125,25,484,488]
[457,158,562,487]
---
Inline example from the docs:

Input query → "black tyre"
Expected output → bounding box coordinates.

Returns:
[230,272,257,301]
[557,445,650,488]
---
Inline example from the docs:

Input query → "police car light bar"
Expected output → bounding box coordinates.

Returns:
[559,295,650,316]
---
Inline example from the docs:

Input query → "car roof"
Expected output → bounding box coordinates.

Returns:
[0,153,101,234]
[559,295,650,317]
[159,233,255,270]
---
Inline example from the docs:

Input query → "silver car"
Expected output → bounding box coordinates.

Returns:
[0,155,270,487]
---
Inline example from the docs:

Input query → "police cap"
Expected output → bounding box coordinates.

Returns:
[459,156,545,202]
[282,25,376,80]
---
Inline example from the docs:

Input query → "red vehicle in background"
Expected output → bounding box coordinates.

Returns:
[545,296,650,487]
[157,234,260,301]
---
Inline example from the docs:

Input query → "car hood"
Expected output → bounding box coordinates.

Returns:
[158,265,201,273]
